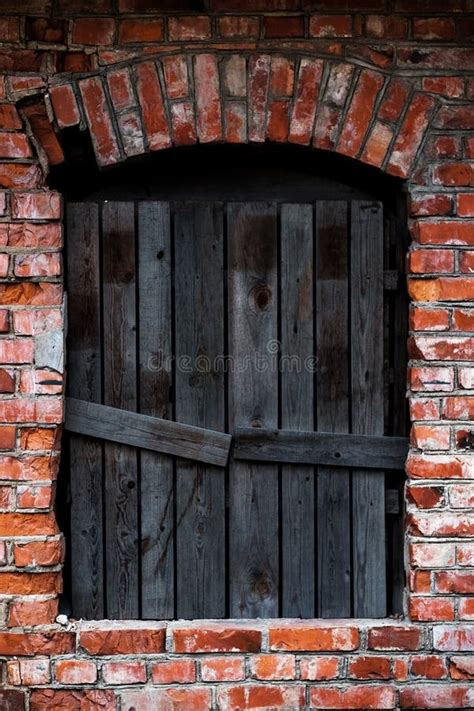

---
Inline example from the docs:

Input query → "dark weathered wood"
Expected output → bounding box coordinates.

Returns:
[280,203,315,617]
[351,200,386,618]
[67,202,104,620]
[102,202,139,619]
[228,202,279,618]
[137,202,174,619]
[315,200,351,617]
[234,429,408,470]
[174,203,226,618]
[65,398,232,467]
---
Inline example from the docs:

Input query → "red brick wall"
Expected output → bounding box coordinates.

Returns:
[0,1,473,709]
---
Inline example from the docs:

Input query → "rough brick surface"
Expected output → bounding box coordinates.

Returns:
[0,4,473,709]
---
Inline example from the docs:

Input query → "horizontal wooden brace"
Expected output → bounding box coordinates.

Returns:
[233,428,408,470]
[65,398,232,467]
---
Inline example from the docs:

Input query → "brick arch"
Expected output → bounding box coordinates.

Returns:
[21,52,437,183]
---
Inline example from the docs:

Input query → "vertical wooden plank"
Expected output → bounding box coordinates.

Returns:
[138,202,174,619]
[174,203,226,618]
[102,202,139,619]
[351,200,386,618]
[280,203,315,617]
[315,201,351,617]
[67,203,104,620]
[228,202,279,618]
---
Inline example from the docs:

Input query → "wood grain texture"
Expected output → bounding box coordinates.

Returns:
[351,200,386,618]
[174,203,226,618]
[102,201,139,619]
[67,202,104,620]
[228,202,279,618]
[137,202,174,619]
[315,201,351,617]
[280,203,315,617]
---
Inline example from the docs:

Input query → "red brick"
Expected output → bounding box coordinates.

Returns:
[80,626,165,654]
[20,427,59,451]
[299,656,339,680]
[121,688,211,710]
[450,656,474,680]
[135,61,170,151]
[310,686,396,710]
[366,14,408,38]
[349,656,391,679]
[409,510,474,537]
[174,625,262,653]
[7,658,50,685]
[409,248,454,274]
[211,0,299,7]
[310,14,352,37]
[433,162,474,187]
[368,626,422,651]
[8,599,58,627]
[454,309,474,331]
[458,194,474,217]
[435,571,474,594]
[434,625,474,651]
[250,654,295,680]
[270,56,294,96]
[417,221,474,246]
[0,105,22,130]
[409,570,431,594]
[0,426,16,450]
[263,98,288,141]
[218,16,259,38]
[0,369,14,393]
[0,223,61,250]
[50,84,80,129]
[200,657,244,682]
[338,69,384,157]
[11,192,60,220]
[17,483,53,508]
[217,685,305,710]
[410,194,453,216]
[400,685,473,709]
[265,16,304,37]
[393,658,409,681]
[79,76,121,166]
[151,659,196,684]
[168,16,211,41]
[0,455,59,481]
[450,482,474,507]
[411,655,447,679]
[388,93,435,178]
[409,279,474,302]
[248,54,271,143]
[413,17,456,40]
[27,17,65,43]
[289,58,323,145]
[409,308,449,331]
[0,511,58,535]
[458,364,474,387]
[0,631,73,655]
[458,543,474,566]
[117,110,144,158]
[407,453,469,479]
[435,105,474,130]
[21,100,64,167]
[0,571,61,595]
[102,660,146,684]
[459,598,474,619]
[410,425,450,451]
[409,397,441,420]
[407,484,444,508]
[119,18,163,43]
[55,659,97,684]
[15,253,61,278]
[162,55,189,99]
[378,78,409,122]
[0,484,13,508]
[425,135,461,160]
[444,397,474,420]
[0,164,41,190]
[269,624,359,652]
[225,101,247,143]
[107,68,135,111]
[72,18,115,46]
[410,597,455,622]
[423,77,464,99]
[409,541,455,567]
[14,539,63,567]
[0,133,31,159]
[31,690,115,711]
[0,16,20,42]
[314,63,354,148]
[194,54,222,143]
[361,121,393,168]
[170,102,197,146]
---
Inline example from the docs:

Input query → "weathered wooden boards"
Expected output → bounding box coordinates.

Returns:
[65,198,405,620]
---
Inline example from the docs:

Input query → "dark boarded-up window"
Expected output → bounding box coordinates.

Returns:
[56,145,408,620]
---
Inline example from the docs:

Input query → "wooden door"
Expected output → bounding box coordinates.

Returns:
[64,198,407,620]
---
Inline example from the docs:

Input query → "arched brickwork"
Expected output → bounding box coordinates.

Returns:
[0,6,473,708]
